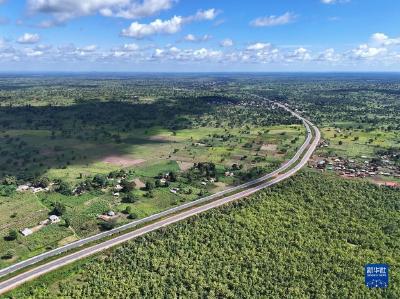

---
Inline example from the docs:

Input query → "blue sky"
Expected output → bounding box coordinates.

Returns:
[0,0,400,72]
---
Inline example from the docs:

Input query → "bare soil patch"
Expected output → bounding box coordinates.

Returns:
[177,161,194,171]
[148,135,175,142]
[133,178,146,189]
[369,178,399,188]
[102,156,145,167]
[261,144,277,151]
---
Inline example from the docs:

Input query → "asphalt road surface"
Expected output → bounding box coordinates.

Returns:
[0,100,320,295]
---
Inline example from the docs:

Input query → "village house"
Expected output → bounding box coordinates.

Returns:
[170,188,179,194]
[16,184,30,192]
[114,184,123,191]
[20,228,33,236]
[49,215,61,224]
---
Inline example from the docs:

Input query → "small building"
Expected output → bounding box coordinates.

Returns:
[170,188,179,194]
[317,160,326,169]
[114,184,123,191]
[16,185,30,192]
[32,187,45,193]
[21,228,33,236]
[107,211,116,217]
[49,215,61,223]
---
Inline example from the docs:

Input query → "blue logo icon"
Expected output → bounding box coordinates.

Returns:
[365,264,389,288]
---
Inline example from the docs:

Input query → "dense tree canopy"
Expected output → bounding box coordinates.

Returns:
[9,172,399,298]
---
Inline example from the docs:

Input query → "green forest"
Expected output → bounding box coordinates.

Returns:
[6,171,399,298]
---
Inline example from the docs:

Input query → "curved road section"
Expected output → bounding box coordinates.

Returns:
[0,99,320,295]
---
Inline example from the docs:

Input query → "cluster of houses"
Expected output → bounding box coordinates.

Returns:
[20,215,61,236]
[312,155,400,185]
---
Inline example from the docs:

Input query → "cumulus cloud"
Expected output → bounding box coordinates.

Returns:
[122,43,140,51]
[110,43,141,58]
[371,33,400,46]
[150,46,222,62]
[220,38,234,47]
[316,48,341,62]
[121,9,218,39]
[186,8,219,22]
[17,33,40,44]
[27,0,176,25]
[79,44,97,52]
[250,12,296,27]
[23,48,44,57]
[122,16,183,38]
[184,34,211,42]
[4,29,400,69]
[321,0,350,4]
[247,43,271,51]
[351,44,387,59]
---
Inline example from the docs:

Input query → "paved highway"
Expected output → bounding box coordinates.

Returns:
[0,99,320,295]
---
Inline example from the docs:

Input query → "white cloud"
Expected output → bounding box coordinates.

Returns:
[121,9,218,39]
[188,8,219,22]
[110,43,141,58]
[247,43,271,51]
[24,48,44,57]
[352,44,387,59]
[371,33,400,46]
[193,48,222,60]
[184,34,196,42]
[316,48,341,62]
[286,47,312,61]
[17,33,40,44]
[220,38,234,47]
[28,0,176,24]
[184,34,211,42]
[321,0,350,4]
[79,44,97,52]
[250,12,296,27]
[123,43,140,51]
[150,46,222,62]
[122,16,183,38]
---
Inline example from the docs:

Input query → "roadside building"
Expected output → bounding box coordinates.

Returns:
[20,228,33,236]
[49,215,61,224]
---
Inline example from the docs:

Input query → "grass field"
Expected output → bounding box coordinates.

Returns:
[320,125,400,158]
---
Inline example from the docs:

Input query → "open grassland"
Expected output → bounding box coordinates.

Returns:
[5,172,399,298]
[320,125,400,157]
[0,125,304,184]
